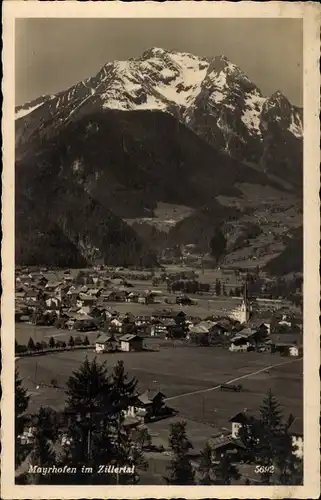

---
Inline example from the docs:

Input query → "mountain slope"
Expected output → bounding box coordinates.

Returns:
[15,48,303,272]
[16,47,303,184]
[259,92,303,186]
[16,108,300,268]
[18,108,288,217]
[264,226,303,276]
[16,121,160,268]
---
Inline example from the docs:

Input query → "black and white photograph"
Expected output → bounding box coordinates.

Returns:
[1,2,320,498]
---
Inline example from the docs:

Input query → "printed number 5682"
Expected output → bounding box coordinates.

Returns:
[255,465,275,474]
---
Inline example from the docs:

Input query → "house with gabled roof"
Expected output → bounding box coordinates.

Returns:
[95,333,119,353]
[207,433,246,462]
[65,312,95,331]
[119,334,143,352]
[45,297,61,316]
[150,318,176,337]
[131,389,168,422]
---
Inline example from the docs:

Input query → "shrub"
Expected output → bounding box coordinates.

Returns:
[74,335,83,346]
[15,342,27,354]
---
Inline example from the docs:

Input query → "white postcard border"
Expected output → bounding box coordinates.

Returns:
[1,2,320,498]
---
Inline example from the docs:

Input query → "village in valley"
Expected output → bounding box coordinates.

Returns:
[15,261,303,485]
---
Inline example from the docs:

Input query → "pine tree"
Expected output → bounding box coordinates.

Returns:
[48,336,55,349]
[255,391,286,484]
[112,360,137,403]
[209,228,226,264]
[215,279,222,296]
[166,420,194,484]
[258,389,283,483]
[35,342,42,351]
[68,335,75,347]
[27,337,36,351]
[83,335,90,346]
[65,357,113,418]
[15,369,30,468]
[62,357,116,484]
[109,360,145,484]
[60,357,147,484]
[260,389,283,430]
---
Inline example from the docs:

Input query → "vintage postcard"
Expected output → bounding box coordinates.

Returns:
[1,1,320,498]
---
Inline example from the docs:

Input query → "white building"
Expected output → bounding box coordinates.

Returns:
[289,345,300,357]
[95,333,118,353]
[110,318,123,332]
[292,434,304,459]
[229,299,251,324]
[119,334,143,352]
[229,340,250,352]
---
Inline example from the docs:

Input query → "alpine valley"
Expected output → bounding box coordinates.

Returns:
[15,48,303,274]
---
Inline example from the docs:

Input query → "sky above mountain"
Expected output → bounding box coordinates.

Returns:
[15,18,303,107]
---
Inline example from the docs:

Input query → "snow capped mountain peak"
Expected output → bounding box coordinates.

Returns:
[15,46,303,163]
[263,91,294,119]
[15,94,55,120]
[267,90,291,106]
[141,46,168,58]
[260,90,302,139]
[210,54,232,67]
[271,89,286,98]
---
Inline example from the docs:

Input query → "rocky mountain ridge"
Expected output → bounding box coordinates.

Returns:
[16,47,303,184]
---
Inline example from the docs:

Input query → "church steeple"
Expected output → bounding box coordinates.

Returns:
[228,277,251,324]
[242,278,250,322]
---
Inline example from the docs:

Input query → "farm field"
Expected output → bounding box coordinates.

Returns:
[16,345,303,443]
[106,296,242,318]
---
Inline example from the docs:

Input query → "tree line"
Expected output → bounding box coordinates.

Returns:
[169,280,210,294]
[15,335,90,355]
[168,278,245,297]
